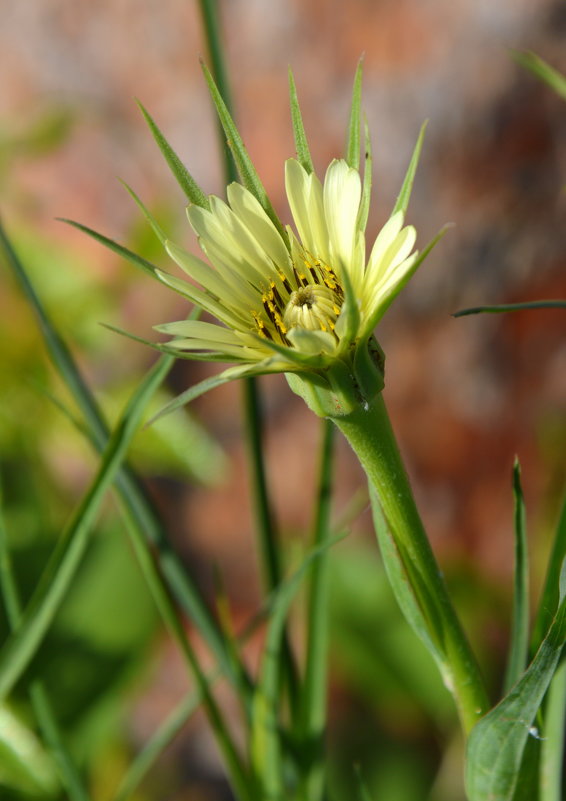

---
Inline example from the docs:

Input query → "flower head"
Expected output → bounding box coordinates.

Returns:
[135,64,444,417]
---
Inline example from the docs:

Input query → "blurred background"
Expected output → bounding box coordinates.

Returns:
[1,1,565,800]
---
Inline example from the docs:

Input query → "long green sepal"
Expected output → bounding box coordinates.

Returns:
[503,459,530,693]
[391,121,427,217]
[356,117,372,234]
[346,58,363,170]
[465,590,566,801]
[0,356,172,703]
[136,100,210,208]
[201,61,287,242]
[453,300,566,317]
[288,68,314,174]
[532,490,566,652]
[57,218,160,278]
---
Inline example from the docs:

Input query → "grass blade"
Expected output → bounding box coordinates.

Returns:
[0,356,172,702]
[465,592,566,801]
[391,121,427,217]
[513,51,566,102]
[119,494,253,801]
[288,68,314,174]
[503,459,530,693]
[201,61,287,242]
[532,489,566,652]
[453,300,566,317]
[299,420,335,801]
[0,483,90,801]
[250,534,345,801]
[136,101,210,208]
[346,58,363,170]
[0,219,250,700]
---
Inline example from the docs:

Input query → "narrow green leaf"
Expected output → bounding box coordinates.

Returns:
[201,61,287,242]
[299,420,335,801]
[532,490,566,651]
[58,218,160,278]
[369,486,447,674]
[503,459,530,693]
[356,117,372,234]
[0,705,59,797]
[391,121,427,217]
[453,300,566,318]
[0,482,90,801]
[513,51,566,102]
[0,356,172,703]
[539,660,566,801]
[112,686,212,801]
[0,219,249,703]
[250,534,345,801]
[354,764,375,801]
[120,493,252,801]
[136,100,210,208]
[465,593,566,801]
[288,68,314,174]
[346,58,363,170]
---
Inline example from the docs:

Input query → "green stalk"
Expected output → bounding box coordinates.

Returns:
[197,0,238,184]
[197,0,299,718]
[539,660,566,801]
[334,394,489,734]
[299,420,335,801]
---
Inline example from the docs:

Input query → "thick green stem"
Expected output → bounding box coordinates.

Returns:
[334,394,489,734]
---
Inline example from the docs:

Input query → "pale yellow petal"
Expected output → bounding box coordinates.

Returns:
[323,159,361,273]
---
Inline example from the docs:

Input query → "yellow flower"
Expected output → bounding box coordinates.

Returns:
[125,64,445,415]
[156,158,418,376]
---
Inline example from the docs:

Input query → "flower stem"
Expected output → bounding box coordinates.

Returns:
[334,394,489,734]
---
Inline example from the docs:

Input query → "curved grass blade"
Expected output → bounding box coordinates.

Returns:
[513,51,566,102]
[0,483,89,801]
[465,591,566,801]
[136,101,210,209]
[0,356,172,702]
[250,533,345,801]
[0,219,250,699]
[288,68,314,174]
[298,420,335,801]
[503,459,530,694]
[532,490,566,652]
[112,686,211,801]
[120,497,252,801]
[346,58,363,170]
[453,300,566,318]
[201,61,287,242]
[391,121,427,217]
